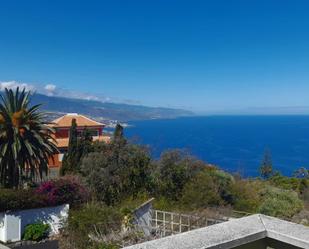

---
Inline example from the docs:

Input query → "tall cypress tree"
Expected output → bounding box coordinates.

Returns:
[60,119,78,175]
[68,118,78,154]
[113,123,126,147]
[77,128,93,166]
[114,123,124,140]
[259,149,273,179]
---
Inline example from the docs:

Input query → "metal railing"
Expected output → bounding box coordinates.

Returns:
[151,209,227,237]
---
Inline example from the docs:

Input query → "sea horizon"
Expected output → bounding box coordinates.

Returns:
[125,115,309,177]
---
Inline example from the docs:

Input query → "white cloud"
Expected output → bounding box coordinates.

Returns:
[44,84,57,96]
[0,80,140,105]
[0,81,35,92]
[51,87,101,101]
[0,80,109,102]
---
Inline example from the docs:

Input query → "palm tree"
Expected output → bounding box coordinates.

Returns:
[0,88,58,188]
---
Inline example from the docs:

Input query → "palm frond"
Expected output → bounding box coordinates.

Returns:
[0,87,59,188]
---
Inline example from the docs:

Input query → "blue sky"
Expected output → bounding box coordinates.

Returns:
[0,0,309,113]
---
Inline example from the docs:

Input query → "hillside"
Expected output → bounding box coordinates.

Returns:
[30,93,194,121]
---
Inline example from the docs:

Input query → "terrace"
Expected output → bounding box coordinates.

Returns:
[124,214,309,249]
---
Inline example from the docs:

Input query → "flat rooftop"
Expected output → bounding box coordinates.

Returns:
[124,214,309,249]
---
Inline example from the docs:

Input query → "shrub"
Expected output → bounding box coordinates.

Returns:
[0,176,88,212]
[181,169,233,210]
[68,202,122,236]
[81,142,152,205]
[208,169,234,203]
[36,175,89,207]
[0,189,47,212]
[154,150,207,201]
[268,174,303,192]
[23,222,50,241]
[153,196,179,211]
[118,192,150,212]
[230,179,264,213]
[61,202,122,249]
[258,187,304,218]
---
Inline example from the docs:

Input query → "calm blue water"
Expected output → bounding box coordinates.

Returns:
[124,116,309,176]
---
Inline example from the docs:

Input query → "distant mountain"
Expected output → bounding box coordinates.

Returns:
[30,93,194,121]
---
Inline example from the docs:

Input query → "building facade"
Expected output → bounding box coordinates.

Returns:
[48,113,110,176]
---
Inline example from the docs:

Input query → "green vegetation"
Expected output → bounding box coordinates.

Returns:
[258,187,304,218]
[229,179,264,213]
[58,122,308,248]
[153,150,205,201]
[181,168,233,210]
[0,188,47,212]
[81,127,152,205]
[23,222,50,241]
[0,89,308,248]
[0,88,58,188]
[259,149,273,179]
[35,175,89,207]
[61,202,122,249]
[61,120,93,175]
[0,176,88,212]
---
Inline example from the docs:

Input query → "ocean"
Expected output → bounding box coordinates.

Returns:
[124,115,309,176]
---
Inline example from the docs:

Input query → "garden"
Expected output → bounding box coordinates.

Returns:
[0,88,308,249]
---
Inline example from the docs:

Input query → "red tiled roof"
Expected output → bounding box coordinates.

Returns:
[50,113,104,128]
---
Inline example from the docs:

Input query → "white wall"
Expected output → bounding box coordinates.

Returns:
[133,199,153,236]
[4,213,20,243]
[0,213,5,243]
[0,204,69,243]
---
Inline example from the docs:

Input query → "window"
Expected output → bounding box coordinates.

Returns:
[88,129,99,137]
[76,129,99,137]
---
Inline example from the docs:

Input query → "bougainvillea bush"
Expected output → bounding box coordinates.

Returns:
[36,176,89,207]
[0,176,89,212]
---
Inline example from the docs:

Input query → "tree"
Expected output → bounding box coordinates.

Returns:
[60,120,93,175]
[114,123,124,139]
[81,140,152,205]
[113,123,126,148]
[68,119,78,155]
[181,168,233,210]
[0,88,58,188]
[293,167,309,179]
[60,119,78,175]
[77,128,93,159]
[154,150,206,200]
[259,149,273,179]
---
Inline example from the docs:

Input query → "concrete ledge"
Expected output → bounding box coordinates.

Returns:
[261,215,309,249]
[0,244,10,249]
[123,214,309,249]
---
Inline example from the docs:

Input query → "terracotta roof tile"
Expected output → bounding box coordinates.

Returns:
[50,113,104,127]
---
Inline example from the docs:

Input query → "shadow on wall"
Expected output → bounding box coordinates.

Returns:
[0,204,69,243]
